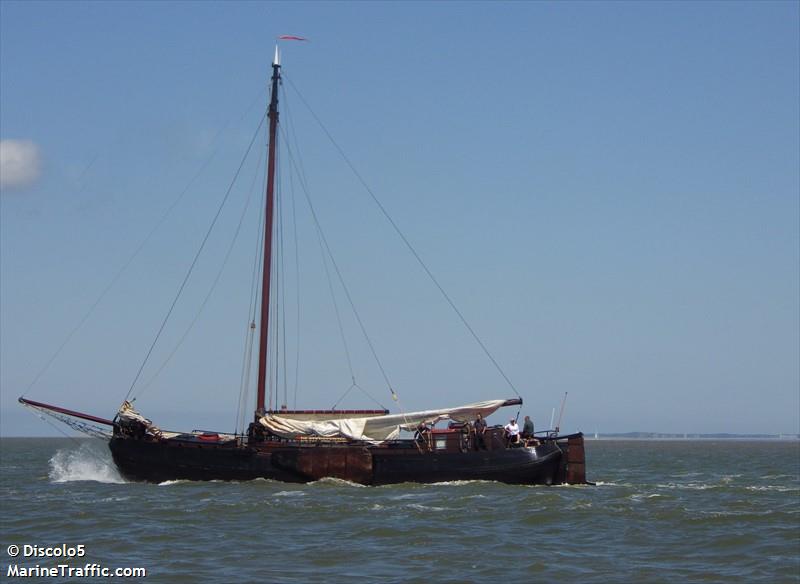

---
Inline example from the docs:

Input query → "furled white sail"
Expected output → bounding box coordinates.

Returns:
[117,401,164,438]
[258,399,509,443]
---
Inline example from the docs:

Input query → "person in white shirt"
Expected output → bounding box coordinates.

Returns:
[504,418,520,446]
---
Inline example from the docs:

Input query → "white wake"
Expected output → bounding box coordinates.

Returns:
[49,442,125,484]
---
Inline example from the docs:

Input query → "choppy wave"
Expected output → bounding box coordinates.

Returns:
[405,503,449,512]
[745,485,798,493]
[308,477,367,488]
[4,438,795,583]
[49,444,125,484]
[656,482,721,490]
[274,490,307,497]
[628,493,663,501]
[390,493,422,500]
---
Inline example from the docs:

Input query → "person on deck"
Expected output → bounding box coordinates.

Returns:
[504,418,520,447]
[414,421,432,452]
[521,416,534,439]
[473,414,487,450]
[521,415,539,446]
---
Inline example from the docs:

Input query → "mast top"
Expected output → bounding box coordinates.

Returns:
[273,45,280,67]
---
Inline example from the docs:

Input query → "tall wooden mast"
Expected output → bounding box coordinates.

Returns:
[256,46,281,415]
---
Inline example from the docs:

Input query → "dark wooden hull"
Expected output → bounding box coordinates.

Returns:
[370,444,563,485]
[109,433,586,485]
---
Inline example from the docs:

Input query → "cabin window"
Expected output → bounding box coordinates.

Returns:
[435,437,447,450]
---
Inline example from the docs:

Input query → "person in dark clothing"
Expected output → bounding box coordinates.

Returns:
[414,421,432,452]
[473,414,487,450]
[521,415,539,446]
[521,416,534,438]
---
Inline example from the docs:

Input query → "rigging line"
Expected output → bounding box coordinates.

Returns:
[236,319,257,433]
[124,112,268,402]
[272,155,287,412]
[315,216,357,385]
[67,149,103,206]
[285,85,393,413]
[282,84,309,195]
[288,130,302,410]
[330,383,356,410]
[269,204,280,412]
[75,150,102,185]
[277,149,289,409]
[273,159,280,411]
[287,157,386,412]
[236,153,267,431]
[270,121,280,412]
[279,155,286,407]
[236,323,257,433]
[281,115,358,387]
[237,145,268,431]
[268,268,273,412]
[271,158,280,410]
[284,93,384,414]
[280,128,396,400]
[21,403,110,440]
[282,85,304,409]
[354,383,388,410]
[331,382,387,411]
[23,88,267,399]
[284,74,520,398]
[137,137,266,397]
[276,123,363,387]
[21,405,114,470]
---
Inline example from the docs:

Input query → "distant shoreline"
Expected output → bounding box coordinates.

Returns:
[586,433,800,441]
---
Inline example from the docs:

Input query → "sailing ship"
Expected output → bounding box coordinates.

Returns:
[19,46,587,486]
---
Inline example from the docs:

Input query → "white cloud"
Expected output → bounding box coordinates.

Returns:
[0,139,42,191]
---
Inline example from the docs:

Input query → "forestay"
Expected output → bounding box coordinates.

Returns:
[258,399,509,443]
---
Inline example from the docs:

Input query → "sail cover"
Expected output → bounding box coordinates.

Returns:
[258,399,510,443]
[117,401,164,438]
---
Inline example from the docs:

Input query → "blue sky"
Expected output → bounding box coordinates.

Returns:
[1,1,798,437]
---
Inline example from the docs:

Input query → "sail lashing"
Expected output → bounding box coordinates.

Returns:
[259,399,519,443]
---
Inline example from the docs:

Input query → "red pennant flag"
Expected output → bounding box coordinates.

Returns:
[278,35,308,41]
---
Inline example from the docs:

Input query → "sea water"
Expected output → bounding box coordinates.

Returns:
[1,438,798,583]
